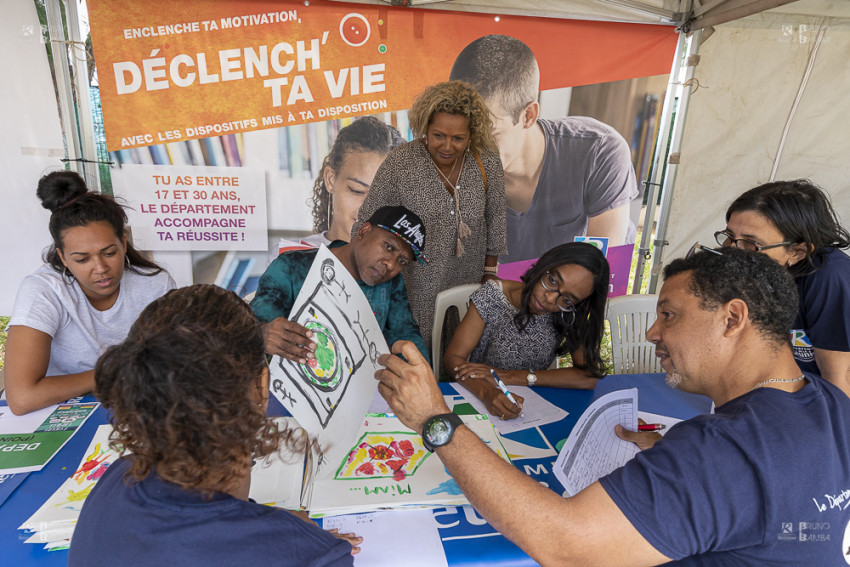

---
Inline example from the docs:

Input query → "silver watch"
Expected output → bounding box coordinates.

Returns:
[526,369,537,387]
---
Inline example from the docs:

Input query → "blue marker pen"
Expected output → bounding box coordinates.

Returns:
[490,369,523,416]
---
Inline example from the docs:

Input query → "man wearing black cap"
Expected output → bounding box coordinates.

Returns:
[251,205,429,363]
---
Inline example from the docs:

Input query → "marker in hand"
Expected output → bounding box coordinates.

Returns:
[490,369,523,417]
[637,423,666,432]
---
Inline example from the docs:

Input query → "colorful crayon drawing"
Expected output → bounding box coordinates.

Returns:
[336,432,429,482]
[72,442,111,484]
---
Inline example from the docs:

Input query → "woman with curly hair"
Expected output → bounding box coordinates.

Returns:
[5,170,174,415]
[306,116,404,246]
[444,243,609,419]
[354,81,507,350]
[69,285,359,566]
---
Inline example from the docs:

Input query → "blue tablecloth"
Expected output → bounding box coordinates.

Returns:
[0,374,711,566]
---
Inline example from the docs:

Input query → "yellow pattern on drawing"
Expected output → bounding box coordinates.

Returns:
[336,432,429,481]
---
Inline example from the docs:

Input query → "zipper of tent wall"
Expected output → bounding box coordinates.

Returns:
[631,28,702,294]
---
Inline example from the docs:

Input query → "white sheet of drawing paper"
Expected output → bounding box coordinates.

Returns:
[248,418,307,509]
[267,245,385,483]
[451,383,568,435]
[323,509,449,567]
[637,411,683,436]
[553,388,639,496]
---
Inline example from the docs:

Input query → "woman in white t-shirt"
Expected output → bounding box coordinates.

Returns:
[6,171,174,414]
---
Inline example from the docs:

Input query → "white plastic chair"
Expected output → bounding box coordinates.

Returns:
[431,284,481,377]
[605,294,662,374]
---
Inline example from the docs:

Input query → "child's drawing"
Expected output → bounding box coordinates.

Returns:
[336,432,429,481]
[268,246,386,480]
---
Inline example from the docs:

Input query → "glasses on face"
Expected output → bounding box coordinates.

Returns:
[540,271,577,313]
[714,230,791,252]
[685,242,724,259]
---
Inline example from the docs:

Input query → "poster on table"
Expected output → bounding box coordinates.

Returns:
[112,164,267,250]
[87,0,678,292]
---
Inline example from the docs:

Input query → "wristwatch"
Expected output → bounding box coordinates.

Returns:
[421,413,464,452]
[526,369,538,387]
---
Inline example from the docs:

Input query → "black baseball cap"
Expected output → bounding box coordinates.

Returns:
[367,205,428,265]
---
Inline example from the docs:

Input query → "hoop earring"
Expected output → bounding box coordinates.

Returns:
[62,266,75,284]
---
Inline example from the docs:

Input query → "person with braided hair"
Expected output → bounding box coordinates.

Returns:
[5,170,174,415]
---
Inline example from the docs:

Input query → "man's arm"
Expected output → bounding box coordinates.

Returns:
[586,204,630,247]
[376,342,670,567]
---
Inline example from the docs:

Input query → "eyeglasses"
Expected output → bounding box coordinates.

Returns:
[685,242,724,259]
[540,271,577,313]
[714,230,791,252]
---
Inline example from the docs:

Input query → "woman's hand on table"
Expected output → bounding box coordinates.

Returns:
[479,383,524,420]
[451,362,496,382]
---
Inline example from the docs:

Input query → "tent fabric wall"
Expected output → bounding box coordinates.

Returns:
[658,7,850,271]
[0,2,65,316]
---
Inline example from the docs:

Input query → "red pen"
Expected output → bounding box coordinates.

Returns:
[638,423,666,432]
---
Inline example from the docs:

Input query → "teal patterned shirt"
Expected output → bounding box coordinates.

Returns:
[251,241,429,362]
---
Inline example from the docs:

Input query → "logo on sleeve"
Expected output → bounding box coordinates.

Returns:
[791,329,815,362]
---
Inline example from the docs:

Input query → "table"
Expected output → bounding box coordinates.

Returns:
[0,374,711,566]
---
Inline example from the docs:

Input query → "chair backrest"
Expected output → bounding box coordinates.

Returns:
[431,284,481,377]
[605,294,662,374]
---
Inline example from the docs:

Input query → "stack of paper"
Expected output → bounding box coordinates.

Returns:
[0,401,100,475]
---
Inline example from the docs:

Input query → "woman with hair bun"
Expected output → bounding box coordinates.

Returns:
[5,170,174,415]
[69,285,359,566]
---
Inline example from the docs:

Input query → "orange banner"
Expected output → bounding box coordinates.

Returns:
[88,0,678,150]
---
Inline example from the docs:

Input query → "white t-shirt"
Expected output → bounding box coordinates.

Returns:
[9,265,175,376]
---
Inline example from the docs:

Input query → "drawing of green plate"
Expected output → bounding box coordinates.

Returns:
[300,321,342,391]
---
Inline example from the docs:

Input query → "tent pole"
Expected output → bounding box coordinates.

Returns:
[631,29,688,294]
[64,0,100,191]
[45,0,81,175]
[646,28,703,294]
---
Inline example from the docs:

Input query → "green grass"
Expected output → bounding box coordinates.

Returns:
[0,315,9,371]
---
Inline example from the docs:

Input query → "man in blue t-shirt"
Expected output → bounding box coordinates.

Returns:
[252,205,429,363]
[376,247,850,565]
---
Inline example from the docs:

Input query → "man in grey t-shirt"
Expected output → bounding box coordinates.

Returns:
[450,34,638,263]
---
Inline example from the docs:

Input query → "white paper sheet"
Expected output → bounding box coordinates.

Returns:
[451,383,568,434]
[553,388,639,496]
[324,510,449,567]
[268,245,386,486]
[637,411,683,436]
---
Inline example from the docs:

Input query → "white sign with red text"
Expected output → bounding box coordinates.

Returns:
[113,164,267,251]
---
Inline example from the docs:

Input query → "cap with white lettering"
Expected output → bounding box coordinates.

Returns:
[366,205,429,265]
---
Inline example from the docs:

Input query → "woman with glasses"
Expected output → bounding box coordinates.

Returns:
[720,179,850,394]
[443,243,609,419]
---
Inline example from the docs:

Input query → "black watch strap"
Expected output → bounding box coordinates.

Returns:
[421,412,464,452]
